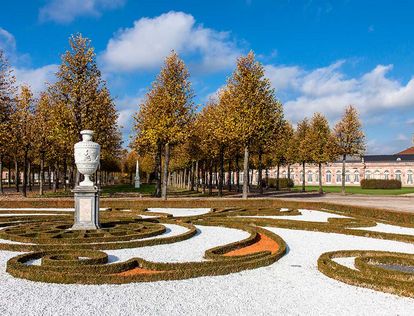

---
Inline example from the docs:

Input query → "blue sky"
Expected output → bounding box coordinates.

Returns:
[1,0,414,154]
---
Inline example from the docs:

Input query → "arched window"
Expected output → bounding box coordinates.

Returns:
[354,170,360,183]
[345,170,351,183]
[384,170,389,180]
[374,170,381,180]
[326,170,332,183]
[282,171,287,179]
[365,170,371,180]
[407,170,413,184]
[307,171,313,183]
[290,172,295,180]
[336,170,341,183]
[395,170,402,182]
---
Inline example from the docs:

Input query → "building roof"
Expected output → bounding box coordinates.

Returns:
[397,146,414,155]
[363,154,414,162]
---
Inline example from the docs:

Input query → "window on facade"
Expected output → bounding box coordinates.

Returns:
[345,171,351,183]
[290,172,295,180]
[365,170,371,180]
[395,170,401,182]
[282,171,287,179]
[354,171,360,183]
[374,170,381,180]
[384,170,389,180]
[307,172,313,183]
[300,171,304,182]
[326,171,332,183]
[336,171,341,183]
[407,171,413,184]
[315,172,319,183]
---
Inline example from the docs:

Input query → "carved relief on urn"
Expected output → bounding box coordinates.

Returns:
[74,130,101,187]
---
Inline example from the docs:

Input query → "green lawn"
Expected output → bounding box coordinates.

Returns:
[101,183,155,196]
[294,185,414,195]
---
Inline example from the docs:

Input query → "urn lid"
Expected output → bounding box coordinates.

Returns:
[81,130,94,142]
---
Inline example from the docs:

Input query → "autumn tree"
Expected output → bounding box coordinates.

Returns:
[49,33,121,186]
[296,118,311,192]
[307,113,336,194]
[11,85,35,197]
[226,51,282,199]
[271,120,294,191]
[33,93,53,195]
[133,52,194,200]
[0,50,16,194]
[334,105,365,195]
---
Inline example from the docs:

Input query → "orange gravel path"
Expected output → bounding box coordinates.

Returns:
[117,267,164,276]
[224,233,279,256]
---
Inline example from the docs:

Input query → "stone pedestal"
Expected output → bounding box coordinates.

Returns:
[71,186,100,230]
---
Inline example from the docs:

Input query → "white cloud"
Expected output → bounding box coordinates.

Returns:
[0,28,16,53]
[39,0,126,23]
[115,93,144,144]
[14,64,58,94]
[265,60,414,123]
[101,11,241,73]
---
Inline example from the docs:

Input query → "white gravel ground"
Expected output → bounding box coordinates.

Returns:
[351,222,414,235]
[146,208,211,217]
[238,209,349,222]
[0,208,413,315]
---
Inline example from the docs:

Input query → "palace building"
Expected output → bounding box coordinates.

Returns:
[270,144,414,187]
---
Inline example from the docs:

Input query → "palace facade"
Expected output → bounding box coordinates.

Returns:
[267,145,414,187]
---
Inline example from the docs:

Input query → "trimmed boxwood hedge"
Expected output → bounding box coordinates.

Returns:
[1,201,414,294]
[360,179,402,189]
[267,178,294,189]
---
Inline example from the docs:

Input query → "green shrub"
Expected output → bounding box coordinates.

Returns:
[360,179,401,189]
[267,178,294,189]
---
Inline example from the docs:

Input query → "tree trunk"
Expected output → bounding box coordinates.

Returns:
[161,143,170,200]
[258,149,263,194]
[190,161,195,191]
[63,157,68,191]
[227,159,232,192]
[195,160,199,192]
[22,150,28,197]
[318,163,323,194]
[14,159,19,192]
[302,161,306,192]
[8,161,11,188]
[276,163,280,191]
[48,165,51,189]
[28,161,32,192]
[39,151,45,195]
[236,155,240,193]
[218,147,224,197]
[53,162,59,193]
[0,155,3,194]
[155,143,162,197]
[341,154,346,195]
[265,168,269,189]
[202,161,206,194]
[208,160,213,195]
[242,145,249,199]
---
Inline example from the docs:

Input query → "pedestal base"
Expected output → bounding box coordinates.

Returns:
[71,186,100,230]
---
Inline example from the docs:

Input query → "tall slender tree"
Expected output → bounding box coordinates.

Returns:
[49,33,121,186]
[334,105,365,195]
[133,52,194,200]
[11,85,35,197]
[307,113,336,194]
[0,50,16,194]
[226,51,282,199]
[296,118,311,192]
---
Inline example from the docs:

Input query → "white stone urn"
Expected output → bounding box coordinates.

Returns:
[74,130,101,187]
